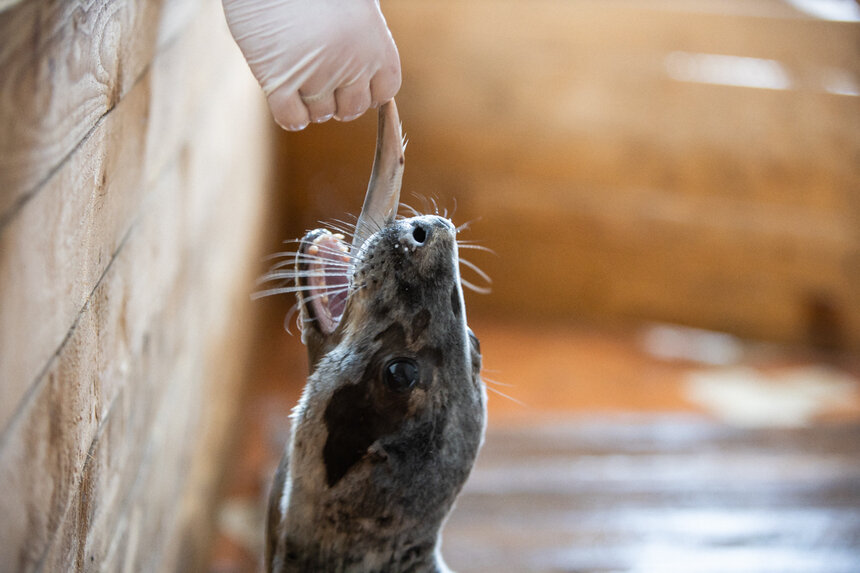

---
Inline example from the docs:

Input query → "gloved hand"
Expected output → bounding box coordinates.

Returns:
[222,0,401,131]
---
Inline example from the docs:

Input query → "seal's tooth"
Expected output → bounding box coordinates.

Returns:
[333,233,345,240]
[308,245,320,255]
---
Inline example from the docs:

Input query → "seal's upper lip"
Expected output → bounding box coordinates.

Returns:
[350,100,405,264]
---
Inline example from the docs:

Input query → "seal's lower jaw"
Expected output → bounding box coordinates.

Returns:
[299,231,352,335]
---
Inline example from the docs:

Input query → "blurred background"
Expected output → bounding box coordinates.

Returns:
[209,1,860,571]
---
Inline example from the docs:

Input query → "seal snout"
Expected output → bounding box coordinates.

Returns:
[399,216,455,252]
[403,220,430,249]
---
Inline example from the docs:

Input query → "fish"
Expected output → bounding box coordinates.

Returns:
[261,100,487,572]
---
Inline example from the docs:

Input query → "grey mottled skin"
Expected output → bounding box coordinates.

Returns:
[266,215,486,572]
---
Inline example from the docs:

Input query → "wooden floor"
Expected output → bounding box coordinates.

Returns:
[444,417,860,573]
[208,312,860,573]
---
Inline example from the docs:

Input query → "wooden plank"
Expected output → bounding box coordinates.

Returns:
[74,82,270,573]
[1,74,269,573]
[0,5,270,572]
[0,198,171,572]
[0,0,242,437]
[0,0,203,224]
[0,74,149,440]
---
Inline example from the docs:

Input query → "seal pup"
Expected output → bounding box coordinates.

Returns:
[261,101,487,572]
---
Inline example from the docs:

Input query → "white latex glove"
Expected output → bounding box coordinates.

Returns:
[222,0,401,131]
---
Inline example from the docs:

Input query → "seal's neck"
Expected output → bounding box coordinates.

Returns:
[277,533,446,572]
[277,489,450,572]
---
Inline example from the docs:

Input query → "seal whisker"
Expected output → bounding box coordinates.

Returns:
[263,248,307,261]
[460,277,492,294]
[280,243,359,263]
[459,257,492,285]
[368,212,386,233]
[484,384,527,407]
[455,216,483,233]
[264,248,356,262]
[288,249,357,264]
[412,194,433,215]
[456,243,496,255]
[299,286,351,305]
[399,202,422,218]
[264,258,353,274]
[482,375,515,388]
[319,221,357,238]
[256,270,350,285]
[283,302,300,334]
[251,283,350,299]
[263,255,354,271]
[328,215,358,226]
[319,225,355,239]
[270,250,356,262]
[403,193,460,220]
[266,248,355,259]
[278,283,353,335]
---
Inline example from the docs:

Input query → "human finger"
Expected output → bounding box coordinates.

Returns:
[333,82,372,122]
[268,89,311,131]
[300,90,338,124]
[369,65,401,108]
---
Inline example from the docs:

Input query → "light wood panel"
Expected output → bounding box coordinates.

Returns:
[0,0,240,436]
[0,0,273,570]
[0,0,206,223]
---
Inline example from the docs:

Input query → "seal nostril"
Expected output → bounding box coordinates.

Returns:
[412,225,427,245]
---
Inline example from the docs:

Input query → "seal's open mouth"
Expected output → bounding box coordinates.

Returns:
[297,230,352,335]
[253,101,404,336]
[253,100,491,337]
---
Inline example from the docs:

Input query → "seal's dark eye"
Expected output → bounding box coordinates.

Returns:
[384,358,419,392]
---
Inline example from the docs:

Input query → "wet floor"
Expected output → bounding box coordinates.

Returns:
[444,417,860,573]
[208,316,860,572]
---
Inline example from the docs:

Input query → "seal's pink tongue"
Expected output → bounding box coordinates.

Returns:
[350,100,405,260]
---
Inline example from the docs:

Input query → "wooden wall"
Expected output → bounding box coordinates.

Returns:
[282,0,859,349]
[0,0,273,570]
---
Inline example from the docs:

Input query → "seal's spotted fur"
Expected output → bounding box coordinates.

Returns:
[264,103,487,573]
